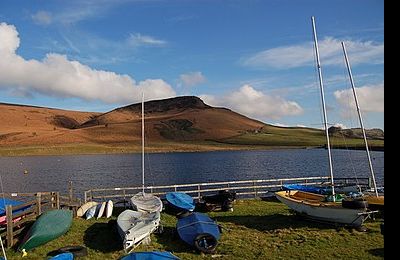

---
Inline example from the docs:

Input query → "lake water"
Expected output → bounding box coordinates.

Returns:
[0,149,384,197]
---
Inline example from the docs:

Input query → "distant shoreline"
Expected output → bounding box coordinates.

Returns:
[0,143,384,157]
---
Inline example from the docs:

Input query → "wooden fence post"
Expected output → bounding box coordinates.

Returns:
[6,205,13,248]
[56,192,60,209]
[68,181,73,203]
[36,192,42,215]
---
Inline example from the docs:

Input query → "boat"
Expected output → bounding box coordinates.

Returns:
[76,201,98,217]
[116,209,161,252]
[282,183,361,195]
[340,41,384,211]
[176,212,221,254]
[130,93,163,213]
[18,209,73,251]
[165,192,195,215]
[96,201,106,219]
[85,204,98,220]
[120,251,180,260]
[275,17,374,229]
[198,190,236,212]
[49,252,74,260]
[0,198,30,225]
[105,200,113,218]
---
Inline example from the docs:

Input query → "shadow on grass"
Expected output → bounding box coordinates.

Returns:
[155,226,199,254]
[368,248,384,257]
[83,221,122,253]
[214,213,335,232]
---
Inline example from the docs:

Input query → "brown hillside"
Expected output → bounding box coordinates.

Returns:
[0,97,265,148]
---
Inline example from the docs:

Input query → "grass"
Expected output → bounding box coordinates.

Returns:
[4,198,384,259]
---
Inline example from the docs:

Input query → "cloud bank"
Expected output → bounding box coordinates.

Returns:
[242,37,384,69]
[200,84,303,120]
[334,83,384,115]
[179,71,206,87]
[0,22,176,104]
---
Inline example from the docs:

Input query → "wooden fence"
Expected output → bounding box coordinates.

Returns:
[0,191,81,249]
[84,176,371,204]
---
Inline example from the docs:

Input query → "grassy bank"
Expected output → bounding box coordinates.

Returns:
[4,199,384,259]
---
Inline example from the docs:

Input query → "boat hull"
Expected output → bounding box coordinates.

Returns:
[165,192,195,212]
[120,251,180,260]
[275,190,368,227]
[117,209,160,251]
[18,209,73,251]
[131,192,163,213]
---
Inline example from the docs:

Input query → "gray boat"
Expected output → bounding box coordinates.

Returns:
[116,209,161,252]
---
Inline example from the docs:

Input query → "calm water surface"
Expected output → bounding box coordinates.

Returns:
[0,149,384,196]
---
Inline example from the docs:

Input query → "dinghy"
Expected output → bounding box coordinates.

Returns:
[120,251,180,260]
[18,209,72,251]
[85,204,99,220]
[165,192,195,216]
[176,212,220,254]
[76,201,98,217]
[116,209,161,252]
[105,200,113,218]
[130,93,163,213]
[96,201,107,219]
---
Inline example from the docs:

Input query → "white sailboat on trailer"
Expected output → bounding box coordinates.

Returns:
[116,93,162,252]
[340,41,384,211]
[275,16,375,229]
[130,93,163,213]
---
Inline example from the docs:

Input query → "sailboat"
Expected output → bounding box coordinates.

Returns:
[340,41,384,211]
[130,93,163,213]
[116,93,162,252]
[275,16,374,228]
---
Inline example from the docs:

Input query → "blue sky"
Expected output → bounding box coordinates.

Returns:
[0,0,384,130]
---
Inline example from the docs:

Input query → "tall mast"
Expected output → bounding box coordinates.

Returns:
[341,41,378,197]
[141,92,145,194]
[311,16,335,198]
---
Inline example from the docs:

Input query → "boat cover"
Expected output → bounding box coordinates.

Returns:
[131,192,163,213]
[165,192,195,212]
[176,212,220,252]
[120,251,180,260]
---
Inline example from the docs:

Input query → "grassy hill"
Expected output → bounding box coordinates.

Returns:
[0,97,384,156]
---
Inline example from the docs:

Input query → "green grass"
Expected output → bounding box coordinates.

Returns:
[4,199,384,259]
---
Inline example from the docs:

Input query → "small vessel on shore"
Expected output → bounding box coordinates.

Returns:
[130,93,163,213]
[18,209,72,252]
[176,212,220,253]
[76,201,98,218]
[116,209,161,252]
[165,192,195,215]
[120,251,180,260]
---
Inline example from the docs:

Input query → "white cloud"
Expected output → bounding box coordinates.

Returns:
[201,84,303,120]
[0,22,176,104]
[31,11,52,25]
[242,37,384,69]
[334,83,384,114]
[128,33,167,47]
[179,72,206,87]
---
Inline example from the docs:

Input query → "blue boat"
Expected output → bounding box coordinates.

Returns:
[49,252,74,260]
[176,212,220,253]
[165,192,195,212]
[282,184,330,195]
[0,198,30,225]
[120,251,180,260]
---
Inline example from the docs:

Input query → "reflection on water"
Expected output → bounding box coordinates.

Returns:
[0,149,384,196]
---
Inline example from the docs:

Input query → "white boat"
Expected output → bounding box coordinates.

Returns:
[77,201,98,218]
[275,17,374,228]
[96,201,106,219]
[130,192,163,213]
[105,200,114,218]
[117,209,161,252]
[130,93,163,213]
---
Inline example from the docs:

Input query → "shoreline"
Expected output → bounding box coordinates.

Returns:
[0,142,384,157]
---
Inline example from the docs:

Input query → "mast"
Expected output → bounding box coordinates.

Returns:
[311,16,336,198]
[141,92,145,194]
[341,41,379,197]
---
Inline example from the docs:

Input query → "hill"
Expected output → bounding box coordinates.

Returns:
[0,97,384,156]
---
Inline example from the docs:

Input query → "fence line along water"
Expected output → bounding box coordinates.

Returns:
[84,176,371,204]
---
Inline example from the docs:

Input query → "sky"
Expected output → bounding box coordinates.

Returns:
[0,0,384,130]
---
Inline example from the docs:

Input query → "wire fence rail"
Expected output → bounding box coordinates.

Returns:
[84,176,371,204]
